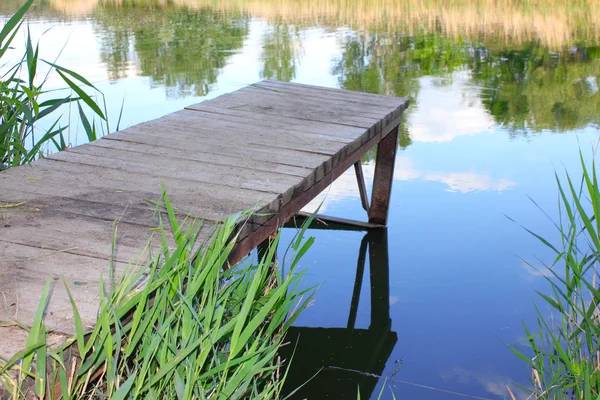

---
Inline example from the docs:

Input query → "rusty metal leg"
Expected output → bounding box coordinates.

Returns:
[368,125,399,226]
[354,162,370,213]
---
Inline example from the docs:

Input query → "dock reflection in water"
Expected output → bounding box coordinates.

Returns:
[278,221,395,399]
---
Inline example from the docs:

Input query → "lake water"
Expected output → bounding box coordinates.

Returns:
[2,0,599,398]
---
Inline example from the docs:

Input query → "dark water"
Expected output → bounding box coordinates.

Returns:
[2,1,600,398]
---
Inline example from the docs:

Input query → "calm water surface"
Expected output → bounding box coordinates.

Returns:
[2,0,600,398]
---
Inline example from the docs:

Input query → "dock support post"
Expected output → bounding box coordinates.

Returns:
[368,124,399,226]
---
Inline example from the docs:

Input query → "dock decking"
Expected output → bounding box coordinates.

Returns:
[0,79,408,358]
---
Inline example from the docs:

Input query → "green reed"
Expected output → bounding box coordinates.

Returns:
[0,0,109,169]
[0,188,315,399]
[511,152,600,399]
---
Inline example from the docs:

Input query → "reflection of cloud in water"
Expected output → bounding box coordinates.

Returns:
[303,156,515,213]
[520,259,555,281]
[407,73,495,143]
[440,368,527,399]
[424,172,515,193]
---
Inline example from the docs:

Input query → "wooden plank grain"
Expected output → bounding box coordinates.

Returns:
[100,132,332,171]
[48,145,303,195]
[1,190,166,228]
[251,81,403,110]
[84,139,312,178]
[233,86,398,120]
[203,93,381,129]
[185,104,369,139]
[109,124,340,158]
[0,241,131,333]
[110,112,355,155]
[0,159,280,221]
[260,79,410,110]
[1,207,161,263]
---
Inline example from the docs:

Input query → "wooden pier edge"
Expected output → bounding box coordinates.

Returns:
[228,113,403,265]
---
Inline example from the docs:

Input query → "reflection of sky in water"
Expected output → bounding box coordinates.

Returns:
[2,7,600,399]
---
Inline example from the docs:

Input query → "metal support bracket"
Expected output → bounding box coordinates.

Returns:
[354,161,370,213]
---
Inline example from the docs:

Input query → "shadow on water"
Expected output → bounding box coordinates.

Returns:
[276,224,395,399]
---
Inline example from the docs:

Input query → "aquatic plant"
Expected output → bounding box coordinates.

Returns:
[511,152,600,399]
[0,189,315,399]
[0,0,108,168]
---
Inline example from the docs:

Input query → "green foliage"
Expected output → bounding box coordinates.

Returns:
[0,0,108,168]
[0,189,315,399]
[511,153,600,398]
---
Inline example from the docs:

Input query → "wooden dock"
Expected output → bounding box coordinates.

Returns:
[0,80,408,358]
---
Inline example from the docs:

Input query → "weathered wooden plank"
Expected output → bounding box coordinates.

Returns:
[261,79,410,109]
[2,207,161,263]
[109,124,339,159]
[0,241,131,333]
[1,190,167,228]
[107,110,378,187]
[202,91,381,128]
[206,86,390,123]
[110,112,353,156]
[185,104,369,139]
[251,81,404,110]
[233,86,399,120]
[0,183,251,226]
[101,127,335,194]
[48,146,303,195]
[0,160,280,220]
[166,109,355,146]
[83,140,312,178]
[156,113,373,173]
[184,107,370,139]
[100,132,332,171]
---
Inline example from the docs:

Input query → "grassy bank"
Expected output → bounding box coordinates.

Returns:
[512,153,600,399]
[0,191,315,399]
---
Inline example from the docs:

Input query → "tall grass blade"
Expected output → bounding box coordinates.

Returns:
[56,70,105,120]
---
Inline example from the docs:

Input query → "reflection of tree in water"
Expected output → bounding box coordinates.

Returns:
[476,44,600,133]
[260,22,301,81]
[92,5,250,98]
[334,31,600,145]
[333,32,471,153]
